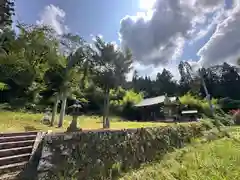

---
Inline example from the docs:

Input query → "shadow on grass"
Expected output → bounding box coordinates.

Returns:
[24,125,38,132]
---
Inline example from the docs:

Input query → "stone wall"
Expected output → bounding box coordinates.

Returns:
[21,123,209,180]
[37,129,138,180]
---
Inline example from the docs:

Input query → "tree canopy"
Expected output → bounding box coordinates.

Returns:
[0,0,14,28]
[0,19,240,126]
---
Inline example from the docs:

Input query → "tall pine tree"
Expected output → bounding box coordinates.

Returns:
[0,0,15,29]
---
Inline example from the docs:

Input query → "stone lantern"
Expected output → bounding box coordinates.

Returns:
[66,101,83,132]
[42,107,51,125]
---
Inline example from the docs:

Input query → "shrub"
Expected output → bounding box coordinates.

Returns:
[180,93,218,117]
[201,111,234,128]
[110,88,143,120]
[200,119,215,129]
[38,123,210,180]
[214,112,235,126]
[219,98,240,112]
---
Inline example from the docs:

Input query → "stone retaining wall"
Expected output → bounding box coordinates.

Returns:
[19,123,207,180]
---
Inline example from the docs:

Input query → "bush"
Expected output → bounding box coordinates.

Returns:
[200,119,215,129]
[214,112,235,126]
[180,93,218,117]
[219,98,240,112]
[110,88,143,120]
[201,111,234,128]
[38,123,210,180]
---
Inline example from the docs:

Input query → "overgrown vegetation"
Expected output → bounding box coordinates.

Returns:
[0,3,239,128]
[179,93,218,117]
[1,4,240,179]
[120,128,240,180]
[38,122,210,180]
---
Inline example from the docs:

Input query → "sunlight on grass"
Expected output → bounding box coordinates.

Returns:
[0,111,168,133]
[120,128,240,180]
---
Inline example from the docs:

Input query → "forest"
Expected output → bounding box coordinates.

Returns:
[1,1,240,180]
[0,0,240,127]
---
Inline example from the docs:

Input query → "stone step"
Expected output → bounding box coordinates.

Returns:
[0,135,37,143]
[0,132,38,138]
[0,146,33,158]
[0,153,31,166]
[0,140,35,150]
[0,161,27,176]
[0,171,21,180]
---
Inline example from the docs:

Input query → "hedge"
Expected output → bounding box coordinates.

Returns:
[219,98,240,111]
[39,123,211,180]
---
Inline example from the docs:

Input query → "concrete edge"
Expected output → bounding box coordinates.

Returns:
[30,132,47,161]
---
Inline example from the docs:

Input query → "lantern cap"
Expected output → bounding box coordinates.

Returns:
[68,100,83,116]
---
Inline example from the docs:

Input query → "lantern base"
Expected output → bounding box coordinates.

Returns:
[66,116,81,132]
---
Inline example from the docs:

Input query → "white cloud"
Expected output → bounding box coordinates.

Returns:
[194,0,225,12]
[36,4,68,35]
[126,60,180,81]
[119,0,226,67]
[198,3,240,67]
[120,0,227,79]
[190,9,225,44]
[187,59,202,72]
[139,0,156,10]
[120,0,197,67]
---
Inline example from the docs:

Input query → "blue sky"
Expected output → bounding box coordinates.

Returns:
[14,0,140,42]
[14,0,239,79]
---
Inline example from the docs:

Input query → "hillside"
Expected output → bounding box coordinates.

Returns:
[120,127,240,180]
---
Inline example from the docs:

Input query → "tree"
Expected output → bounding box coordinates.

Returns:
[178,61,214,116]
[178,61,193,94]
[57,54,79,127]
[0,24,60,107]
[92,36,132,128]
[44,62,66,126]
[154,69,177,96]
[57,36,94,127]
[220,63,240,100]
[42,33,85,127]
[0,0,15,28]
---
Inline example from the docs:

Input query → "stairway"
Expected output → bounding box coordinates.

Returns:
[0,132,38,180]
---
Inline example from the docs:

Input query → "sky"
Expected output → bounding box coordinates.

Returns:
[14,0,240,80]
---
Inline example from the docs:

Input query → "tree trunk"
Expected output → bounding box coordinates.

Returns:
[32,90,39,104]
[105,89,110,128]
[200,74,214,116]
[50,95,59,126]
[58,91,67,128]
[102,89,107,128]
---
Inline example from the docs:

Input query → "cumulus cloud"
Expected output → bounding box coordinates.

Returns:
[120,0,194,66]
[120,0,240,80]
[36,4,68,35]
[190,9,225,44]
[198,3,240,67]
[119,0,225,68]
[195,0,225,11]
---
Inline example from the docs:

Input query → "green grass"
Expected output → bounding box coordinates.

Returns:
[120,127,240,180]
[0,111,169,133]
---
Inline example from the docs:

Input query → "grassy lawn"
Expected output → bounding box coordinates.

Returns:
[0,111,169,133]
[120,127,240,180]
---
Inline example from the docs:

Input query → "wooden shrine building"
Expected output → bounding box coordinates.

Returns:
[134,94,181,121]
